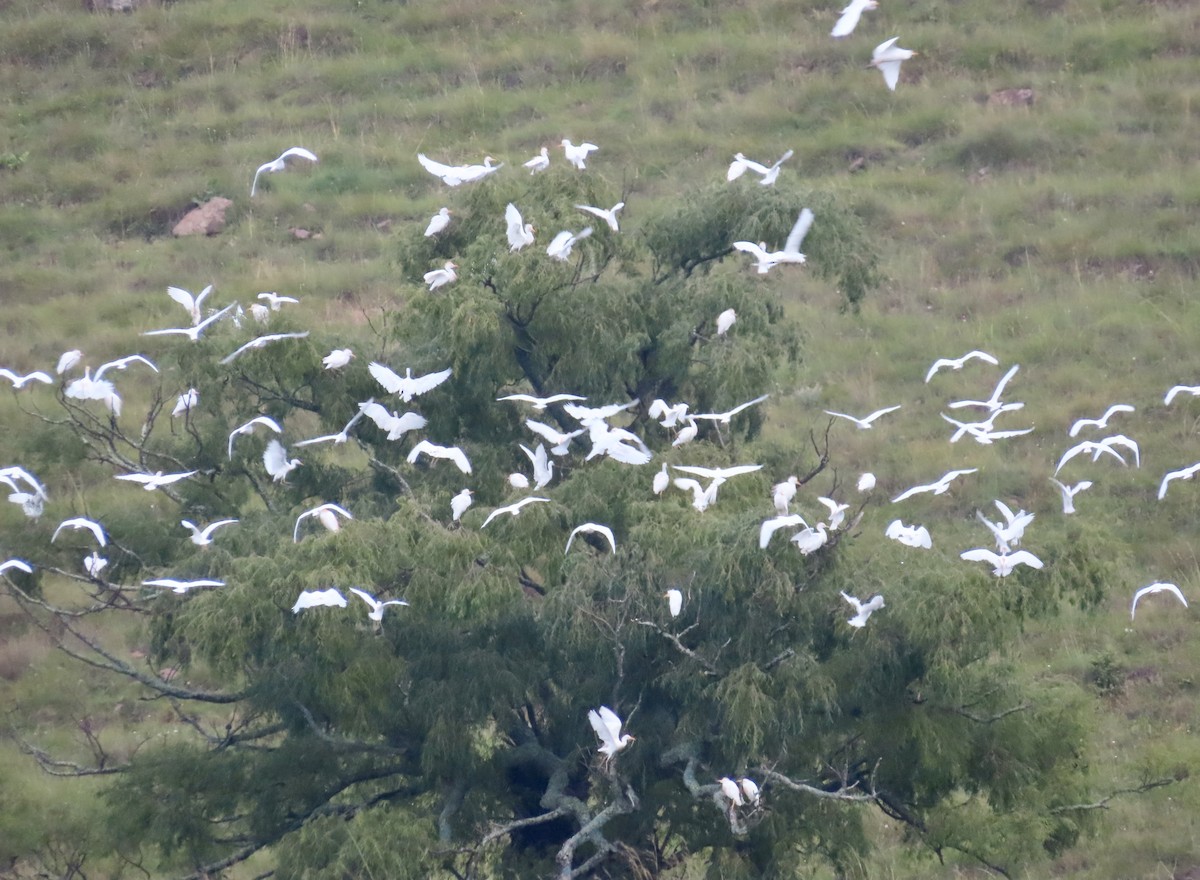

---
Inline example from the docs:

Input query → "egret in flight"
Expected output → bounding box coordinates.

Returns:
[733,208,813,274]
[227,415,283,459]
[1049,477,1093,513]
[220,331,310,365]
[349,588,409,621]
[263,439,302,482]
[1130,582,1188,619]
[293,503,353,542]
[825,405,902,430]
[1157,463,1200,501]
[292,588,347,612]
[52,517,107,546]
[576,202,624,232]
[481,496,550,528]
[924,350,999,383]
[892,468,978,503]
[115,470,197,491]
[166,284,212,325]
[0,368,52,389]
[143,578,225,594]
[565,522,616,554]
[871,37,917,91]
[251,146,318,196]
[841,591,885,627]
[181,519,239,546]
[407,440,473,474]
[960,548,1044,577]
[831,0,877,38]
[142,302,238,342]
[546,227,593,260]
[587,705,633,764]
[368,362,452,402]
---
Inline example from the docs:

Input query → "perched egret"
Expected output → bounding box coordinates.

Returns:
[142,302,238,342]
[871,37,917,91]
[924,350,999,383]
[424,207,451,237]
[575,201,624,232]
[1130,582,1188,619]
[83,551,107,578]
[885,519,932,549]
[349,587,409,622]
[760,514,810,549]
[172,388,199,417]
[166,284,212,325]
[251,146,318,196]
[546,226,593,260]
[857,472,877,492]
[143,578,225,594]
[227,415,283,459]
[561,139,599,170]
[498,392,586,411]
[523,146,550,173]
[504,203,536,251]
[508,472,530,489]
[960,548,1044,577]
[56,349,83,375]
[52,517,107,546]
[672,418,699,447]
[451,488,474,522]
[653,464,671,496]
[220,331,310,365]
[891,468,978,503]
[323,348,354,370]
[566,522,616,554]
[0,368,52,389]
[481,496,551,528]
[824,405,902,430]
[1068,404,1135,438]
[293,503,353,542]
[791,522,829,555]
[772,476,799,514]
[841,591,885,628]
[1158,463,1200,501]
[408,440,472,474]
[423,261,459,291]
[587,705,633,764]
[716,308,737,337]
[1049,477,1093,513]
[719,777,744,806]
[181,519,239,547]
[263,439,302,482]
[947,364,1021,414]
[665,588,683,617]
[733,208,813,274]
[831,0,877,37]
[369,362,453,401]
[740,778,761,805]
[291,588,347,612]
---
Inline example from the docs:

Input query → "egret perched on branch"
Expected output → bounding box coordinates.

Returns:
[924,349,999,383]
[172,388,198,417]
[870,37,917,91]
[791,523,829,555]
[857,472,877,492]
[349,588,409,621]
[451,488,474,522]
[587,705,633,764]
[292,588,347,612]
[181,519,239,547]
[227,415,283,459]
[665,588,683,617]
[1130,582,1188,619]
[251,146,318,196]
[424,207,451,237]
[561,139,599,170]
[423,261,458,291]
[293,503,353,542]
[84,551,107,578]
[716,308,737,337]
[719,777,744,806]
[322,348,354,370]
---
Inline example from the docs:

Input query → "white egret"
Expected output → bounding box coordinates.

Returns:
[143,578,225,594]
[115,470,197,491]
[481,496,551,528]
[648,398,690,428]
[251,146,318,196]
[293,503,353,542]
[524,418,585,456]
[694,393,770,424]
[263,439,302,482]
[924,350,999,383]
[504,203,536,251]
[665,588,683,617]
[653,464,671,495]
[941,410,1031,445]
[975,507,1032,553]
[561,139,599,170]
[891,468,978,503]
[83,551,107,578]
[249,303,270,323]
[451,488,474,522]
[143,302,238,342]
[0,466,47,500]
[358,400,428,441]
[716,308,737,337]
[8,491,44,519]
[349,587,409,621]
[791,522,829,555]
[587,705,633,764]
[93,354,159,383]
[562,400,638,425]
[323,348,354,370]
[1157,463,1200,501]
[509,472,530,489]
[52,517,107,546]
[947,364,1021,413]
[841,591,885,628]
[1054,435,1138,475]
[294,409,366,447]
[424,261,458,291]
[740,778,761,805]
[220,331,310,365]
[291,588,347,612]
[181,519,239,547]
[672,418,699,447]
[64,369,121,415]
[1068,404,1135,438]
[1,559,34,576]
[871,37,917,91]
[408,440,472,474]
[227,415,283,459]
[719,777,744,806]
[824,405,902,430]
[256,292,300,310]
[1164,384,1200,405]
[575,201,624,232]
[172,388,199,417]
[424,207,451,237]
[368,362,453,401]
[520,443,554,489]
[760,513,810,549]
[498,392,586,410]
[831,0,877,37]
[1130,582,1188,619]
[417,153,500,186]
[885,519,931,549]
[960,548,1044,577]
[166,284,212,325]
[733,208,813,274]
[1049,477,1093,513]
[56,349,83,375]
[772,476,798,513]
[727,150,793,185]
[546,226,593,260]
[523,146,550,174]
[566,522,616,554]
[0,368,52,389]
[817,496,849,530]
[857,472,877,492]
[585,421,652,465]
[674,477,718,512]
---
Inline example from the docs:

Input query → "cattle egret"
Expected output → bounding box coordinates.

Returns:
[263,439,302,482]
[871,37,917,91]
[727,150,793,185]
[143,302,238,342]
[220,331,310,365]
[408,440,473,474]
[792,522,829,555]
[417,153,501,186]
[547,227,593,260]
[251,146,318,196]
[674,477,718,512]
[857,472,877,492]
[653,464,671,495]
[672,418,699,447]
[575,202,624,232]
[740,778,760,804]
[891,468,978,503]
[249,303,270,324]
[349,587,409,621]
[293,503,353,542]
[585,421,653,465]
[481,496,551,528]
[166,285,211,325]
[294,410,366,447]
[499,392,586,410]
[323,348,354,370]
[181,519,239,547]
[885,519,931,549]
[649,398,690,428]
[63,369,121,415]
[561,139,599,170]
[587,706,633,763]
[143,578,225,594]
[369,363,453,401]
[1049,477,1093,513]
[1,467,47,501]
[1068,404,1135,438]
[562,400,638,425]
[172,388,199,417]
[960,548,1044,577]
[716,308,737,337]
[424,207,451,237]
[824,405,902,430]
[665,588,683,617]
[719,777,744,806]
[772,476,798,513]
[524,146,550,173]
[256,292,300,312]
[84,551,107,578]
[1054,435,1139,475]
[423,261,458,291]
[1164,384,1200,405]
[227,415,283,459]
[0,368,53,389]
[832,0,877,37]
[817,496,849,530]
[1130,582,1188,620]
[694,394,770,425]
[566,522,616,554]
[733,208,813,274]
[760,514,810,549]
[841,591,885,627]
[505,203,536,251]
[509,472,530,489]
[947,364,1021,414]
[451,488,474,522]
[57,350,83,375]
[924,350,999,383]
[358,400,428,440]
[521,443,554,489]
[292,588,347,612]
[114,470,197,492]
[53,517,107,546]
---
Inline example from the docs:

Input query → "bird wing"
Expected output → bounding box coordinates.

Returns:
[279,146,318,164]
[588,709,619,751]
[960,548,1001,565]
[446,446,473,474]
[368,362,406,394]
[877,59,902,91]
[201,519,238,539]
[863,404,902,423]
[348,587,380,612]
[831,1,864,37]
[1008,550,1044,569]
[263,439,289,475]
[924,358,956,382]
[597,706,624,743]
[824,410,863,427]
[783,208,815,255]
[759,514,807,548]
[840,591,865,613]
[418,153,457,178]
[166,286,196,311]
[732,240,771,261]
[505,203,526,245]
[409,367,453,397]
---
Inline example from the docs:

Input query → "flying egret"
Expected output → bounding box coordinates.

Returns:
[368,363,453,401]
[56,349,83,375]
[115,470,197,491]
[857,472,877,492]
[563,400,638,425]
[291,588,347,612]
[674,477,718,512]
[63,369,121,415]
[719,777,744,806]
[733,208,814,274]
[166,284,212,325]
[294,409,366,447]
[227,415,283,459]
[694,393,770,424]
[831,0,877,37]
[727,150,793,185]
[523,146,549,173]
[481,496,551,528]
[1164,384,1200,405]
[648,398,690,428]
[818,496,850,530]
[566,522,616,554]
[1068,404,1135,438]
[498,392,586,410]
[791,522,829,555]
[924,350,999,383]
[1,466,47,500]
[1049,477,1093,513]
[0,368,52,389]
[585,421,653,465]
[8,491,44,519]
[323,348,354,370]
[871,37,917,91]
[181,519,239,546]
[417,153,501,186]
[716,308,737,337]
[1157,463,1200,501]
[891,468,978,503]
[424,207,451,237]
[424,261,458,291]
[1054,435,1138,475]
[772,476,798,513]
[941,410,1031,445]
[824,405,902,430]
[408,440,472,474]
[665,588,683,617]
[520,443,554,489]
[52,517,107,546]
[143,578,225,594]
[561,139,599,170]
[293,503,353,542]
[83,551,107,578]
[358,400,428,440]
[546,226,593,260]
[587,705,633,764]
[841,591,885,628]
[172,388,199,417]
[251,146,318,196]
[575,201,624,232]
[947,364,1021,414]
[504,203,536,251]
[220,331,310,365]
[885,519,932,549]
[1130,582,1188,620]
[451,488,474,522]
[257,292,300,311]
[1,559,34,576]
[349,587,409,621]
[975,507,1032,553]
[524,418,585,456]
[263,439,302,482]
[143,302,238,342]
[960,548,1044,577]
[760,513,810,549]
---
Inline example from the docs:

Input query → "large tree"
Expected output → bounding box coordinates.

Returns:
[3,173,1102,880]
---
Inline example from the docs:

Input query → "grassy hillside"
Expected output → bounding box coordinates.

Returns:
[2,0,1199,876]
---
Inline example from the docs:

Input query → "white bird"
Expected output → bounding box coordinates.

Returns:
[407,440,473,474]
[672,418,699,448]
[480,496,551,528]
[824,404,902,430]
[56,350,83,375]
[451,488,474,522]
[256,292,300,311]
[1049,477,1093,513]
[772,476,798,514]
[166,284,212,325]
[8,491,44,519]
[575,202,624,232]
[791,522,829,555]
[947,364,1020,413]
[546,226,593,260]
[417,153,501,186]
[694,393,771,425]
[509,472,530,489]
[831,0,878,38]
[648,464,670,497]
[369,362,453,402]
[818,496,850,530]
[294,410,366,447]
[924,349,999,383]
[504,203,536,251]
[144,577,226,594]
[740,778,761,805]
[841,591,885,628]
[291,588,347,612]
[172,388,199,417]
[674,477,718,512]
[520,443,554,489]
[0,368,53,389]
[263,439,302,482]
[424,207,451,237]
[891,468,978,503]
[719,777,744,806]
[248,303,271,324]
[587,705,634,763]
[561,139,599,170]
[220,331,310,365]
[726,150,794,185]
[941,410,1031,445]
[1068,404,1135,438]
[1157,463,1200,501]
[1164,384,1200,405]
[648,398,690,428]
[93,354,160,381]
[857,472,877,493]
[0,559,33,576]
[143,302,238,343]
[63,369,121,416]
[716,308,737,337]
[251,146,318,196]
[358,400,428,440]
[566,522,616,554]
[227,415,284,459]
[760,513,810,549]
[524,419,586,456]
[423,261,459,291]
[975,506,1033,553]
[585,421,652,465]
[114,470,197,491]
[960,548,1044,577]
[1054,435,1139,475]
[733,208,814,274]
[665,588,683,617]
[1130,582,1188,620]
[885,519,931,549]
[871,37,917,91]
[323,348,354,370]
[0,466,47,501]
[293,503,353,542]
[83,551,107,578]
[498,392,586,411]
[523,146,550,174]
[349,587,409,622]
[562,400,638,425]
[181,518,238,546]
